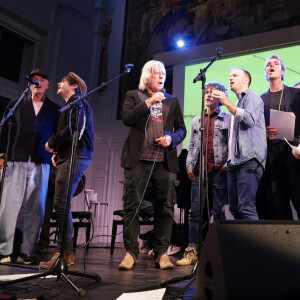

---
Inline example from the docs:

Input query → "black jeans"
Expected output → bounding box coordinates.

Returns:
[53,158,91,252]
[122,161,177,263]
[256,141,300,220]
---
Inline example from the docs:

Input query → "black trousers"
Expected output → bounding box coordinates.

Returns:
[53,158,91,252]
[256,140,300,219]
[122,161,177,263]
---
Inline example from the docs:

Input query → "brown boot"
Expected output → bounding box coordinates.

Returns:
[158,253,173,270]
[39,251,75,270]
[118,252,135,270]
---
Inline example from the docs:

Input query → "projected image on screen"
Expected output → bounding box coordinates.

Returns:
[183,44,300,149]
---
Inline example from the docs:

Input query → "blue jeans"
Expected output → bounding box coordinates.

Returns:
[189,169,227,249]
[0,161,50,255]
[227,159,263,220]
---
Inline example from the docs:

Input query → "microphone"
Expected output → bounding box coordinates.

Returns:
[216,47,223,58]
[125,63,134,73]
[151,88,165,109]
[125,63,134,68]
[23,75,41,88]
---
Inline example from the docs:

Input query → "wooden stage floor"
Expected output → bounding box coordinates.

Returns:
[0,246,195,299]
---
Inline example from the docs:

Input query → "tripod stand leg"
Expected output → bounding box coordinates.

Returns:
[0,270,53,288]
[68,270,101,281]
[60,271,86,296]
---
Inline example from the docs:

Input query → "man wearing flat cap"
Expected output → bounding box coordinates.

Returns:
[40,72,94,269]
[0,68,60,264]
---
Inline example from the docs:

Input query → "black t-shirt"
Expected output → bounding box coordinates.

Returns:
[269,88,285,111]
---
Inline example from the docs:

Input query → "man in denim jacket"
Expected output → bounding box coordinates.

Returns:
[212,68,267,220]
[176,81,231,266]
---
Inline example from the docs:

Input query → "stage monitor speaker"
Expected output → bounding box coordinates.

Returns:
[196,220,300,300]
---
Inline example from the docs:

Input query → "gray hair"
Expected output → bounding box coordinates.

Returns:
[264,54,286,82]
[205,81,229,98]
[138,60,166,90]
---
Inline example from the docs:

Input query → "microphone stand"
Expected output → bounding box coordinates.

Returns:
[59,64,133,113]
[161,49,223,299]
[0,84,32,204]
[0,64,133,296]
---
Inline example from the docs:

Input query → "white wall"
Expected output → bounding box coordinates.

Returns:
[0,0,129,246]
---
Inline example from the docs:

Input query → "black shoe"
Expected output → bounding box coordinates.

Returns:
[0,254,11,263]
[16,253,38,265]
[37,247,48,254]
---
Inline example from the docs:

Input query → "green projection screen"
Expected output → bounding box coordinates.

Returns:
[183,44,300,149]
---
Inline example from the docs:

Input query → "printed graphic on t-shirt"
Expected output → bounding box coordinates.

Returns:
[150,103,163,122]
[140,102,164,161]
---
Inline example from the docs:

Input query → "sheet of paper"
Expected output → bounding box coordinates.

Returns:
[270,109,295,141]
[284,137,300,154]
[116,288,166,300]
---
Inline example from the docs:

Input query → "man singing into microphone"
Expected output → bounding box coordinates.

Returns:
[0,69,60,264]
[176,81,231,266]
[39,72,93,269]
[119,60,186,270]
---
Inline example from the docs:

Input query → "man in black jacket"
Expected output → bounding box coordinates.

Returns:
[40,72,94,269]
[119,60,186,270]
[0,69,60,264]
[256,54,300,220]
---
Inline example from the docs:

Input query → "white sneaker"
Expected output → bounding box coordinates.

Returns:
[167,245,181,256]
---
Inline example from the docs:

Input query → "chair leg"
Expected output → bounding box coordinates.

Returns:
[110,220,118,255]
[86,223,91,250]
[73,224,79,249]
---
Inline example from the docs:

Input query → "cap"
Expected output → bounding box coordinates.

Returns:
[29,68,49,80]
[69,72,87,97]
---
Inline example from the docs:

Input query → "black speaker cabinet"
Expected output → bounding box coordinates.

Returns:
[196,220,300,300]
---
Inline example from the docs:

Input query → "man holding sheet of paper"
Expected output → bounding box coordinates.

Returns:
[256,54,300,220]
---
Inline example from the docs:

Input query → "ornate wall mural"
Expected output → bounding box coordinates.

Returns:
[118,0,300,118]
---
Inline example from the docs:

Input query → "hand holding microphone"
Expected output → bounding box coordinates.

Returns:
[145,91,165,108]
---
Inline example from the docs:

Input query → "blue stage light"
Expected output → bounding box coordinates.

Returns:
[176,39,185,48]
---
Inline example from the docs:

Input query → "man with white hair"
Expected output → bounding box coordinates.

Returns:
[256,55,300,219]
[119,60,186,270]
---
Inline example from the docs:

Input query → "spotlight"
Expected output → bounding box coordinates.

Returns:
[176,39,185,48]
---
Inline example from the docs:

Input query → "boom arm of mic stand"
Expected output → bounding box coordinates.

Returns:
[0,85,32,127]
[193,49,223,83]
[59,66,133,113]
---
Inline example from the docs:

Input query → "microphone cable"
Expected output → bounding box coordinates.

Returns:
[87,106,164,243]
[82,94,166,248]
[68,101,86,141]
[204,111,212,232]
[88,147,160,242]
